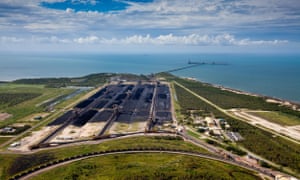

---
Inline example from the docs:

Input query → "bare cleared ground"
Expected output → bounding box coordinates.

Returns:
[109,120,147,134]
[0,113,12,121]
[50,122,106,143]
[229,109,300,141]
[288,125,300,133]
[266,99,299,111]
[9,126,58,151]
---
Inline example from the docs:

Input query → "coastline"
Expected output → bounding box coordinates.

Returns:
[181,76,300,111]
[1,53,300,103]
[2,72,299,111]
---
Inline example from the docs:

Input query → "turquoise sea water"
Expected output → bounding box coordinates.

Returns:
[0,53,299,103]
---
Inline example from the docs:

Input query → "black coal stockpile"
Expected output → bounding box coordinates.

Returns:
[73,110,98,126]
[132,88,144,100]
[107,100,122,108]
[116,113,132,122]
[94,100,109,109]
[158,94,167,99]
[137,111,149,116]
[89,87,107,99]
[116,93,127,101]
[126,85,134,91]
[89,110,113,122]
[145,93,153,103]
[156,112,171,118]
[48,110,75,126]
[75,99,94,109]
[122,100,136,112]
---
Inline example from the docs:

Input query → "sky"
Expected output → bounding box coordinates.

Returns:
[0,0,300,53]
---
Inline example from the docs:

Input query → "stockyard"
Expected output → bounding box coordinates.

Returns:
[11,81,173,151]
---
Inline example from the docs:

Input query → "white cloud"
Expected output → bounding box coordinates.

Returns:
[73,35,99,43]
[205,5,217,12]
[24,22,78,33]
[0,36,24,43]
[98,34,288,46]
[4,0,299,35]
[237,39,289,46]
[33,36,71,43]
[1,34,286,46]
[0,0,297,53]
[66,8,74,13]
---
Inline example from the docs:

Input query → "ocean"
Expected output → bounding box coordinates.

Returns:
[0,53,299,103]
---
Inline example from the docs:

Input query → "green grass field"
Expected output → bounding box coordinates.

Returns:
[187,129,201,138]
[31,153,262,180]
[248,111,300,126]
[0,83,74,127]
[1,136,210,179]
[0,92,41,108]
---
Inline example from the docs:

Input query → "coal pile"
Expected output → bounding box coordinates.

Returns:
[75,99,94,109]
[155,85,170,111]
[145,93,153,103]
[107,100,122,108]
[47,83,173,134]
[126,85,134,91]
[132,88,144,100]
[48,110,75,126]
[94,100,109,109]
[158,94,167,99]
[72,110,98,127]
[89,110,113,122]
[152,84,173,126]
[89,87,107,99]
[116,93,127,101]
[116,113,132,123]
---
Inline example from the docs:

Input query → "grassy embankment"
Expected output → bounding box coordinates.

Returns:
[164,73,300,176]
[32,153,262,180]
[0,136,209,179]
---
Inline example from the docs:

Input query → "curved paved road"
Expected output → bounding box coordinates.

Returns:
[18,150,273,180]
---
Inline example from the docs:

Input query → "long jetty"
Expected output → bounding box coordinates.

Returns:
[161,61,228,73]
[165,64,201,73]
[188,60,229,65]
